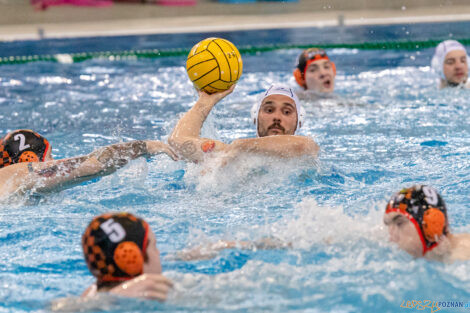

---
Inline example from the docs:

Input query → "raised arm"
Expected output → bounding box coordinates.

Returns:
[227,135,319,159]
[168,86,235,163]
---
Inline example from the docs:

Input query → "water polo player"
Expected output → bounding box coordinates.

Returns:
[431,40,469,89]
[81,212,172,300]
[0,129,51,168]
[294,48,336,93]
[168,84,319,163]
[0,129,177,200]
[384,185,470,262]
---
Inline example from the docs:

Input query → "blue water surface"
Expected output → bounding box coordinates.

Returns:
[1,22,470,313]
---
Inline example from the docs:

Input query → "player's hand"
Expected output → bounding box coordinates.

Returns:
[197,84,236,106]
[109,273,173,301]
[145,141,178,161]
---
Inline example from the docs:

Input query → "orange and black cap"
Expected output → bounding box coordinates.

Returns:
[82,212,149,284]
[385,185,449,255]
[293,48,336,88]
[0,129,50,168]
[296,48,329,73]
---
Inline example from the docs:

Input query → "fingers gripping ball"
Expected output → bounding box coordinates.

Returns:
[114,241,144,276]
[186,38,243,94]
[422,208,446,242]
[18,151,39,163]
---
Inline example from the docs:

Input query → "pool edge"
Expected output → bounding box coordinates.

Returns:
[1,10,470,42]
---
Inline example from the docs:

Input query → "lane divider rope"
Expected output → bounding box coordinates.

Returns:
[1,38,469,65]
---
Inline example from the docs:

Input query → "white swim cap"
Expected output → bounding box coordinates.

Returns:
[431,40,469,80]
[250,84,305,137]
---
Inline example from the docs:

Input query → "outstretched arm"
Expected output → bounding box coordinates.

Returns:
[2,140,176,195]
[87,140,177,173]
[173,237,291,261]
[34,140,176,191]
[168,86,235,163]
[227,135,319,159]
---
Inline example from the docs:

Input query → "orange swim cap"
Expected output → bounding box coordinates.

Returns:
[82,212,149,284]
[385,185,448,255]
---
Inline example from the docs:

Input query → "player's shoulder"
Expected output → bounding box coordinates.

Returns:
[0,161,31,176]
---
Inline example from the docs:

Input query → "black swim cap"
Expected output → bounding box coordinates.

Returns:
[385,185,448,255]
[82,212,149,284]
[0,129,50,168]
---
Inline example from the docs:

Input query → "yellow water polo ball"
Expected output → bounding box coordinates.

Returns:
[186,37,243,94]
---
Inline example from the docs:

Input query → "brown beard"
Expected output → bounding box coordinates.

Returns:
[268,123,285,133]
[266,123,286,134]
[258,122,288,137]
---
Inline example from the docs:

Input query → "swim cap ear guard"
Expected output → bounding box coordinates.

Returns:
[114,241,145,276]
[82,212,149,284]
[293,68,305,88]
[0,138,12,169]
[250,84,305,137]
[431,40,469,81]
[0,129,50,168]
[385,185,449,256]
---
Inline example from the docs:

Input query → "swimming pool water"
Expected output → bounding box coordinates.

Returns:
[1,25,470,313]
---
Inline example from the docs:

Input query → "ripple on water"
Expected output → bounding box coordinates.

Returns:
[0,47,470,312]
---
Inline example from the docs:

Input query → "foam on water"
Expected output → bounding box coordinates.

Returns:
[1,45,470,312]
[159,201,470,312]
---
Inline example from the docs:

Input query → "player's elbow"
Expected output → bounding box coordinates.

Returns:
[168,133,181,151]
[168,135,176,149]
[230,139,252,153]
[290,137,319,157]
[303,138,319,157]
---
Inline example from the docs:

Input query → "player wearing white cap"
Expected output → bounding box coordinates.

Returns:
[431,40,470,89]
[169,84,319,163]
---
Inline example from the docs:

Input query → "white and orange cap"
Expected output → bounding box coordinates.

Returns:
[250,84,305,137]
[431,40,469,80]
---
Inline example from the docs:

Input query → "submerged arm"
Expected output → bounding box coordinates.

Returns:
[174,237,291,261]
[168,86,235,162]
